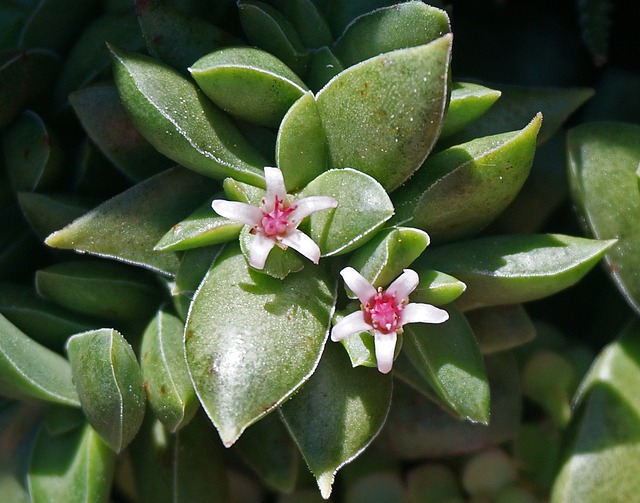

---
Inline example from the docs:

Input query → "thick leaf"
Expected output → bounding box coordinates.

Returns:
[46,167,216,276]
[268,0,333,48]
[317,35,452,191]
[239,225,305,280]
[66,329,146,452]
[2,110,62,191]
[306,46,343,92]
[28,422,116,503]
[410,270,467,306]
[394,114,542,243]
[185,244,336,446]
[417,234,615,310]
[109,45,267,185]
[551,320,640,502]
[333,2,450,67]
[300,168,394,256]
[276,91,329,191]
[140,309,198,432]
[70,84,174,181]
[35,260,162,322]
[567,122,640,314]
[190,47,307,128]
[439,82,502,139]
[279,341,392,498]
[0,313,79,406]
[402,306,489,423]
[332,307,379,369]
[466,305,536,354]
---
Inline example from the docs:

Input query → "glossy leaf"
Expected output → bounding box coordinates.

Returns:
[239,225,305,280]
[439,82,502,139]
[170,246,221,320]
[66,329,146,452]
[410,270,467,306]
[28,422,116,503]
[567,122,640,314]
[333,307,378,369]
[417,234,615,310]
[317,34,452,191]
[402,306,489,423]
[140,309,198,432]
[0,313,79,406]
[190,47,307,128]
[46,167,217,277]
[279,341,392,498]
[276,91,329,191]
[333,2,450,67]
[185,244,336,446]
[466,305,536,354]
[301,168,394,256]
[394,114,541,243]
[551,320,640,502]
[109,45,267,185]
[70,84,174,181]
[35,260,162,322]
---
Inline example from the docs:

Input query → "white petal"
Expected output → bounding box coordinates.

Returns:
[212,200,261,226]
[331,311,371,341]
[249,232,276,269]
[374,331,397,374]
[340,267,376,305]
[288,196,338,224]
[264,167,287,207]
[386,269,419,302]
[279,229,321,263]
[401,303,449,326]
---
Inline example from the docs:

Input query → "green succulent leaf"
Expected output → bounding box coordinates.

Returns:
[0,313,79,406]
[410,270,467,306]
[170,246,221,320]
[45,167,217,277]
[109,45,267,185]
[417,234,615,310]
[466,304,536,355]
[66,328,146,452]
[276,91,329,191]
[317,34,452,191]
[567,122,640,314]
[394,113,542,242]
[402,306,489,424]
[185,244,336,446]
[551,320,640,502]
[268,0,333,48]
[239,226,305,280]
[279,341,392,499]
[190,47,307,128]
[28,421,116,503]
[140,309,198,433]
[306,46,344,92]
[333,1,450,67]
[439,82,502,139]
[301,168,394,256]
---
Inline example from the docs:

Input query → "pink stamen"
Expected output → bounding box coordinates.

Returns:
[363,289,404,334]
[259,196,296,237]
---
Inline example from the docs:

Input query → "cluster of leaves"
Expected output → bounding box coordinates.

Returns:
[1,0,637,502]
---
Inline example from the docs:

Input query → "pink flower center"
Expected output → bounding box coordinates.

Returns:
[363,290,404,334]
[260,196,296,237]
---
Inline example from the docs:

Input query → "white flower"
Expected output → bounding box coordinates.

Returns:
[331,267,449,374]
[211,167,337,269]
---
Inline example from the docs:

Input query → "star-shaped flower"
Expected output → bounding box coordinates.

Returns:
[211,167,337,269]
[331,267,449,374]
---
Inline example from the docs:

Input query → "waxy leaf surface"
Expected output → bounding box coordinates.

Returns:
[279,341,392,498]
[185,244,336,446]
[66,329,146,452]
[439,82,501,138]
[317,35,452,191]
[410,270,467,306]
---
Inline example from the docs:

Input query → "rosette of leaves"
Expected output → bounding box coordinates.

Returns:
[0,0,613,501]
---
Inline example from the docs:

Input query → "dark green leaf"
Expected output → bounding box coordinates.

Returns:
[268,0,333,48]
[466,304,536,354]
[439,82,502,139]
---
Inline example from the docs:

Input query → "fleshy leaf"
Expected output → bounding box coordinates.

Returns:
[466,304,536,354]
[306,46,343,92]
[28,421,116,503]
[551,320,640,502]
[0,313,79,407]
[185,244,336,446]
[109,44,267,185]
[402,306,489,424]
[45,167,217,276]
[416,234,615,310]
[567,122,640,314]
[279,341,392,499]
[316,34,452,191]
[410,270,467,306]
[140,309,198,433]
[300,168,394,256]
[268,0,333,48]
[439,81,502,139]
[394,114,542,242]
[66,329,146,452]
[238,226,305,280]
[190,47,307,128]
[333,1,450,67]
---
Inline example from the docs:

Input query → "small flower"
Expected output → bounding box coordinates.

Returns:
[331,267,449,374]
[212,167,337,269]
